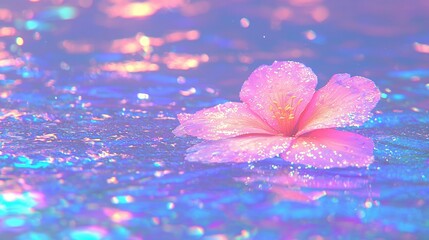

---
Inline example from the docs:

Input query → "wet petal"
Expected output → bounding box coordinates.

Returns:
[185,135,293,163]
[280,129,374,169]
[296,74,380,135]
[240,61,317,136]
[173,102,276,140]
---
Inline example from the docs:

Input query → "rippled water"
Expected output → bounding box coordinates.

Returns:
[0,0,428,239]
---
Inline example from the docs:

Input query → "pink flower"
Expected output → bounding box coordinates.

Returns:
[173,61,380,168]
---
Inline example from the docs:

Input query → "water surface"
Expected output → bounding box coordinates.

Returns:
[0,0,428,239]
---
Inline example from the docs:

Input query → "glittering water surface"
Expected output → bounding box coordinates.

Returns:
[1,0,429,239]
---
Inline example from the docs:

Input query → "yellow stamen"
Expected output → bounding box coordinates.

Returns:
[269,94,303,135]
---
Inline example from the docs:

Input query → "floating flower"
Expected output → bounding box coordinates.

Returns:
[173,61,380,168]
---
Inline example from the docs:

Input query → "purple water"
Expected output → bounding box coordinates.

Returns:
[0,0,428,239]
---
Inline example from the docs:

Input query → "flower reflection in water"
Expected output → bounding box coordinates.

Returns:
[238,168,372,203]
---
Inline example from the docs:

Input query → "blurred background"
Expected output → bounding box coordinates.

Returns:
[1,0,429,102]
[0,0,428,239]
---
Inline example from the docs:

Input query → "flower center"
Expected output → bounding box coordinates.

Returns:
[269,95,303,135]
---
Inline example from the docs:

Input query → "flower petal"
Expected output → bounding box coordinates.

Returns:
[185,135,293,163]
[280,129,374,169]
[173,102,276,140]
[296,74,380,136]
[240,61,317,135]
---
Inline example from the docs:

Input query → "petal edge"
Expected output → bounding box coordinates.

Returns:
[173,102,276,140]
[297,74,380,135]
[186,135,293,163]
[281,129,374,169]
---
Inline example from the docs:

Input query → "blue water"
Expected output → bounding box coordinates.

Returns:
[0,0,428,239]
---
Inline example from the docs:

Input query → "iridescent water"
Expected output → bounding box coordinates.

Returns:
[0,0,428,239]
